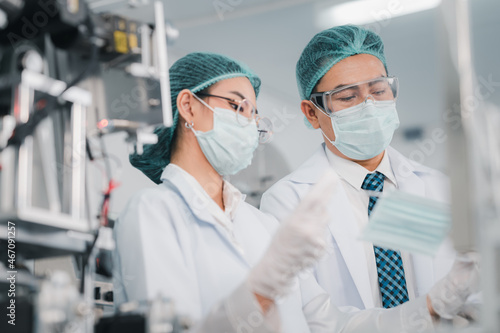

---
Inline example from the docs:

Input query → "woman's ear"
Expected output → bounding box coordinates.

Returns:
[301,100,321,129]
[177,89,195,123]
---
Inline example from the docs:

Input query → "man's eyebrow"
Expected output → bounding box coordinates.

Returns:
[368,76,388,86]
[331,83,349,90]
[333,84,359,91]
[332,75,387,90]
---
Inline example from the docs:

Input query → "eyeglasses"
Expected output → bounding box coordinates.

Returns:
[310,76,399,115]
[195,92,273,143]
[196,92,257,125]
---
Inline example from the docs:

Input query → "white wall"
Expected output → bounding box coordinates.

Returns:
[94,0,500,215]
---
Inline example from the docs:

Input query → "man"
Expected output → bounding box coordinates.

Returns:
[260,25,457,311]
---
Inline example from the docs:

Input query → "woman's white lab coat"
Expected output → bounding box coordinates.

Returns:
[113,164,435,333]
[113,165,311,332]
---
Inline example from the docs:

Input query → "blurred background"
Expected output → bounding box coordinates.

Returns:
[84,0,500,210]
[1,1,499,331]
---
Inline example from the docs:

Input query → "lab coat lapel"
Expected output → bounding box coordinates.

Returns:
[290,143,374,309]
[160,166,251,266]
[387,147,435,290]
[164,174,216,224]
[388,147,425,197]
[327,181,375,309]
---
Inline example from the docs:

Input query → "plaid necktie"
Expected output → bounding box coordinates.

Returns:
[362,171,409,308]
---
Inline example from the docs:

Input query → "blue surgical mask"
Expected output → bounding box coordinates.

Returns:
[319,100,400,160]
[360,191,451,256]
[191,96,259,176]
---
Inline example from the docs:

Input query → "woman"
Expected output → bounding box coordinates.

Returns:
[113,52,478,332]
[114,52,335,332]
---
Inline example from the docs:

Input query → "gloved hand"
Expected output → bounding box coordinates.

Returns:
[428,252,480,319]
[248,169,340,299]
[457,301,481,322]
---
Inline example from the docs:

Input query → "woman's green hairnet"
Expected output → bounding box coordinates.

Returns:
[296,25,388,101]
[129,52,261,184]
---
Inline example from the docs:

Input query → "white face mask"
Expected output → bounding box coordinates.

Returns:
[190,95,259,176]
[360,191,451,256]
[320,100,400,160]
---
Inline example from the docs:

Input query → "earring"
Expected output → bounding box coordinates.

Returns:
[184,121,194,129]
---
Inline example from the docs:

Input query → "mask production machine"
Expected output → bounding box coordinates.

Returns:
[0,0,190,332]
[0,0,498,332]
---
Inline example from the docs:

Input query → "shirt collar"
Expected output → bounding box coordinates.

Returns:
[222,179,243,220]
[377,150,397,187]
[324,148,398,190]
[164,164,242,221]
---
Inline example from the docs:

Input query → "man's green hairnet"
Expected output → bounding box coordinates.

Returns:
[129,52,261,184]
[296,25,388,101]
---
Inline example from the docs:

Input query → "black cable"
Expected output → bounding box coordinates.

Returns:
[46,18,102,293]
[4,95,59,147]
[63,32,99,94]
[99,152,122,170]
[80,231,99,293]
[79,133,118,285]
[86,137,94,161]
[80,135,100,292]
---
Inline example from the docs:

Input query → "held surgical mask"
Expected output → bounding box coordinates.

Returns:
[360,191,451,256]
[317,99,400,160]
[191,94,259,176]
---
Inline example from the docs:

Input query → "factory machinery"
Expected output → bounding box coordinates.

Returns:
[0,0,498,332]
[0,0,188,332]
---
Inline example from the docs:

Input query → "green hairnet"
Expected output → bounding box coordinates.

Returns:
[129,52,261,184]
[296,25,388,101]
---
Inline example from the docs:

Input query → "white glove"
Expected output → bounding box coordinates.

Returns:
[457,302,481,322]
[248,170,340,299]
[428,252,480,319]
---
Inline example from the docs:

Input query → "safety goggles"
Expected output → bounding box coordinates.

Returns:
[195,92,273,143]
[310,76,399,115]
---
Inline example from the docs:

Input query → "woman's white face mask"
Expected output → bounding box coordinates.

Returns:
[190,94,259,175]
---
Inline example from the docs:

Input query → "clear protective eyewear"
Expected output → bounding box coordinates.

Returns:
[195,92,273,143]
[310,76,399,115]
